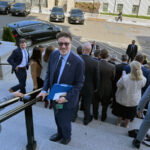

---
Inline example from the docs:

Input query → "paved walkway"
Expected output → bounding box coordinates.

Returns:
[31,7,150,27]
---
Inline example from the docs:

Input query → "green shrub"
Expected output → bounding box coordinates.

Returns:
[2,26,16,43]
[75,2,100,13]
[100,12,150,19]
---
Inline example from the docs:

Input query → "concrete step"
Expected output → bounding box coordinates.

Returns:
[0,101,149,150]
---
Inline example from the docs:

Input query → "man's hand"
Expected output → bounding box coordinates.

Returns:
[15,66,19,71]
[13,92,24,98]
[137,111,143,118]
[56,96,68,104]
[36,92,47,101]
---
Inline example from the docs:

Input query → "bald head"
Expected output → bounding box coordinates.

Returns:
[82,42,92,55]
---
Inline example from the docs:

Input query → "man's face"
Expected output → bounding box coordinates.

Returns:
[40,48,45,53]
[20,42,27,49]
[58,37,71,56]
[132,40,135,45]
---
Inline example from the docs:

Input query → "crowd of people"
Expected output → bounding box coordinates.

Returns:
[1,32,150,148]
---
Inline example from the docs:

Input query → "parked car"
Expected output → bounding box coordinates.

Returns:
[68,8,84,24]
[0,1,10,14]
[10,2,31,16]
[6,20,62,46]
[50,6,65,22]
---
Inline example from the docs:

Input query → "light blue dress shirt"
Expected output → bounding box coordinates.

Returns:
[57,51,71,83]
[18,49,28,67]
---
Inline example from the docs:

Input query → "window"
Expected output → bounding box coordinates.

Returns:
[132,5,139,14]
[103,3,108,12]
[19,26,35,33]
[147,6,150,15]
[117,4,123,12]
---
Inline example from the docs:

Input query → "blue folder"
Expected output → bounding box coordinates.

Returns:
[47,84,72,100]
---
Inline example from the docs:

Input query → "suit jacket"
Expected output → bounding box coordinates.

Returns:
[116,74,146,107]
[126,44,138,58]
[7,47,29,73]
[115,62,128,82]
[80,55,98,96]
[98,59,115,100]
[43,50,85,109]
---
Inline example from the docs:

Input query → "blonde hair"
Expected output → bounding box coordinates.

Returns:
[129,61,143,80]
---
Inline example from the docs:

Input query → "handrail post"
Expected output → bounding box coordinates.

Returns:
[24,101,37,150]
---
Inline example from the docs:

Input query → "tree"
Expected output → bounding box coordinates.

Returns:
[2,26,16,43]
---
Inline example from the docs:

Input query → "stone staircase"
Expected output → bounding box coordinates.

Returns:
[0,101,149,150]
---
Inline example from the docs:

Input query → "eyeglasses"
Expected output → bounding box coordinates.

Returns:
[58,42,70,47]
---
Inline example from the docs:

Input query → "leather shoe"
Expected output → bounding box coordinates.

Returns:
[83,116,93,125]
[60,138,71,145]
[49,133,62,142]
[132,139,140,149]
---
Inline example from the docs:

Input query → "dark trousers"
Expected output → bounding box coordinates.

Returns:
[93,91,100,118]
[100,95,111,118]
[128,55,134,62]
[53,103,73,140]
[11,68,27,94]
[72,95,82,120]
[82,94,92,121]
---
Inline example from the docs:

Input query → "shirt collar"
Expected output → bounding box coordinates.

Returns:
[59,50,70,62]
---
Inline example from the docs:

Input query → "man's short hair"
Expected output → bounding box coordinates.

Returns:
[135,54,144,63]
[100,49,109,59]
[19,38,27,44]
[56,32,72,41]
[121,54,128,61]
[94,49,101,57]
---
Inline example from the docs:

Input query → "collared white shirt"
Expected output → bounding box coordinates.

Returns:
[18,49,28,67]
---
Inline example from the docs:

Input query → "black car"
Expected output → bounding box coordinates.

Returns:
[50,6,65,22]
[68,8,84,24]
[10,2,31,16]
[7,20,62,46]
[0,1,10,14]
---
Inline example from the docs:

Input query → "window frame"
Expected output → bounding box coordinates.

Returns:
[103,3,108,12]
[132,5,139,14]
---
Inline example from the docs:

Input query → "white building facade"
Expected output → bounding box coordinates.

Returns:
[99,0,150,16]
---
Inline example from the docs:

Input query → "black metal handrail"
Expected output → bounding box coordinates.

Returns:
[0,88,42,109]
[0,88,42,150]
[0,63,10,65]
[0,96,41,123]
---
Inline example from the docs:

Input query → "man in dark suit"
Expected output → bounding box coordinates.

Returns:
[98,49,115,121]
[7,39,29,94]
[37,32,84,145]
[80,42,98,125]
[115,54,128,82]
[90,41,100,56]
[126,40,138,62]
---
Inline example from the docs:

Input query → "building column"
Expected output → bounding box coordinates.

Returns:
[66,0,74,13]
[47,0,55,9]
